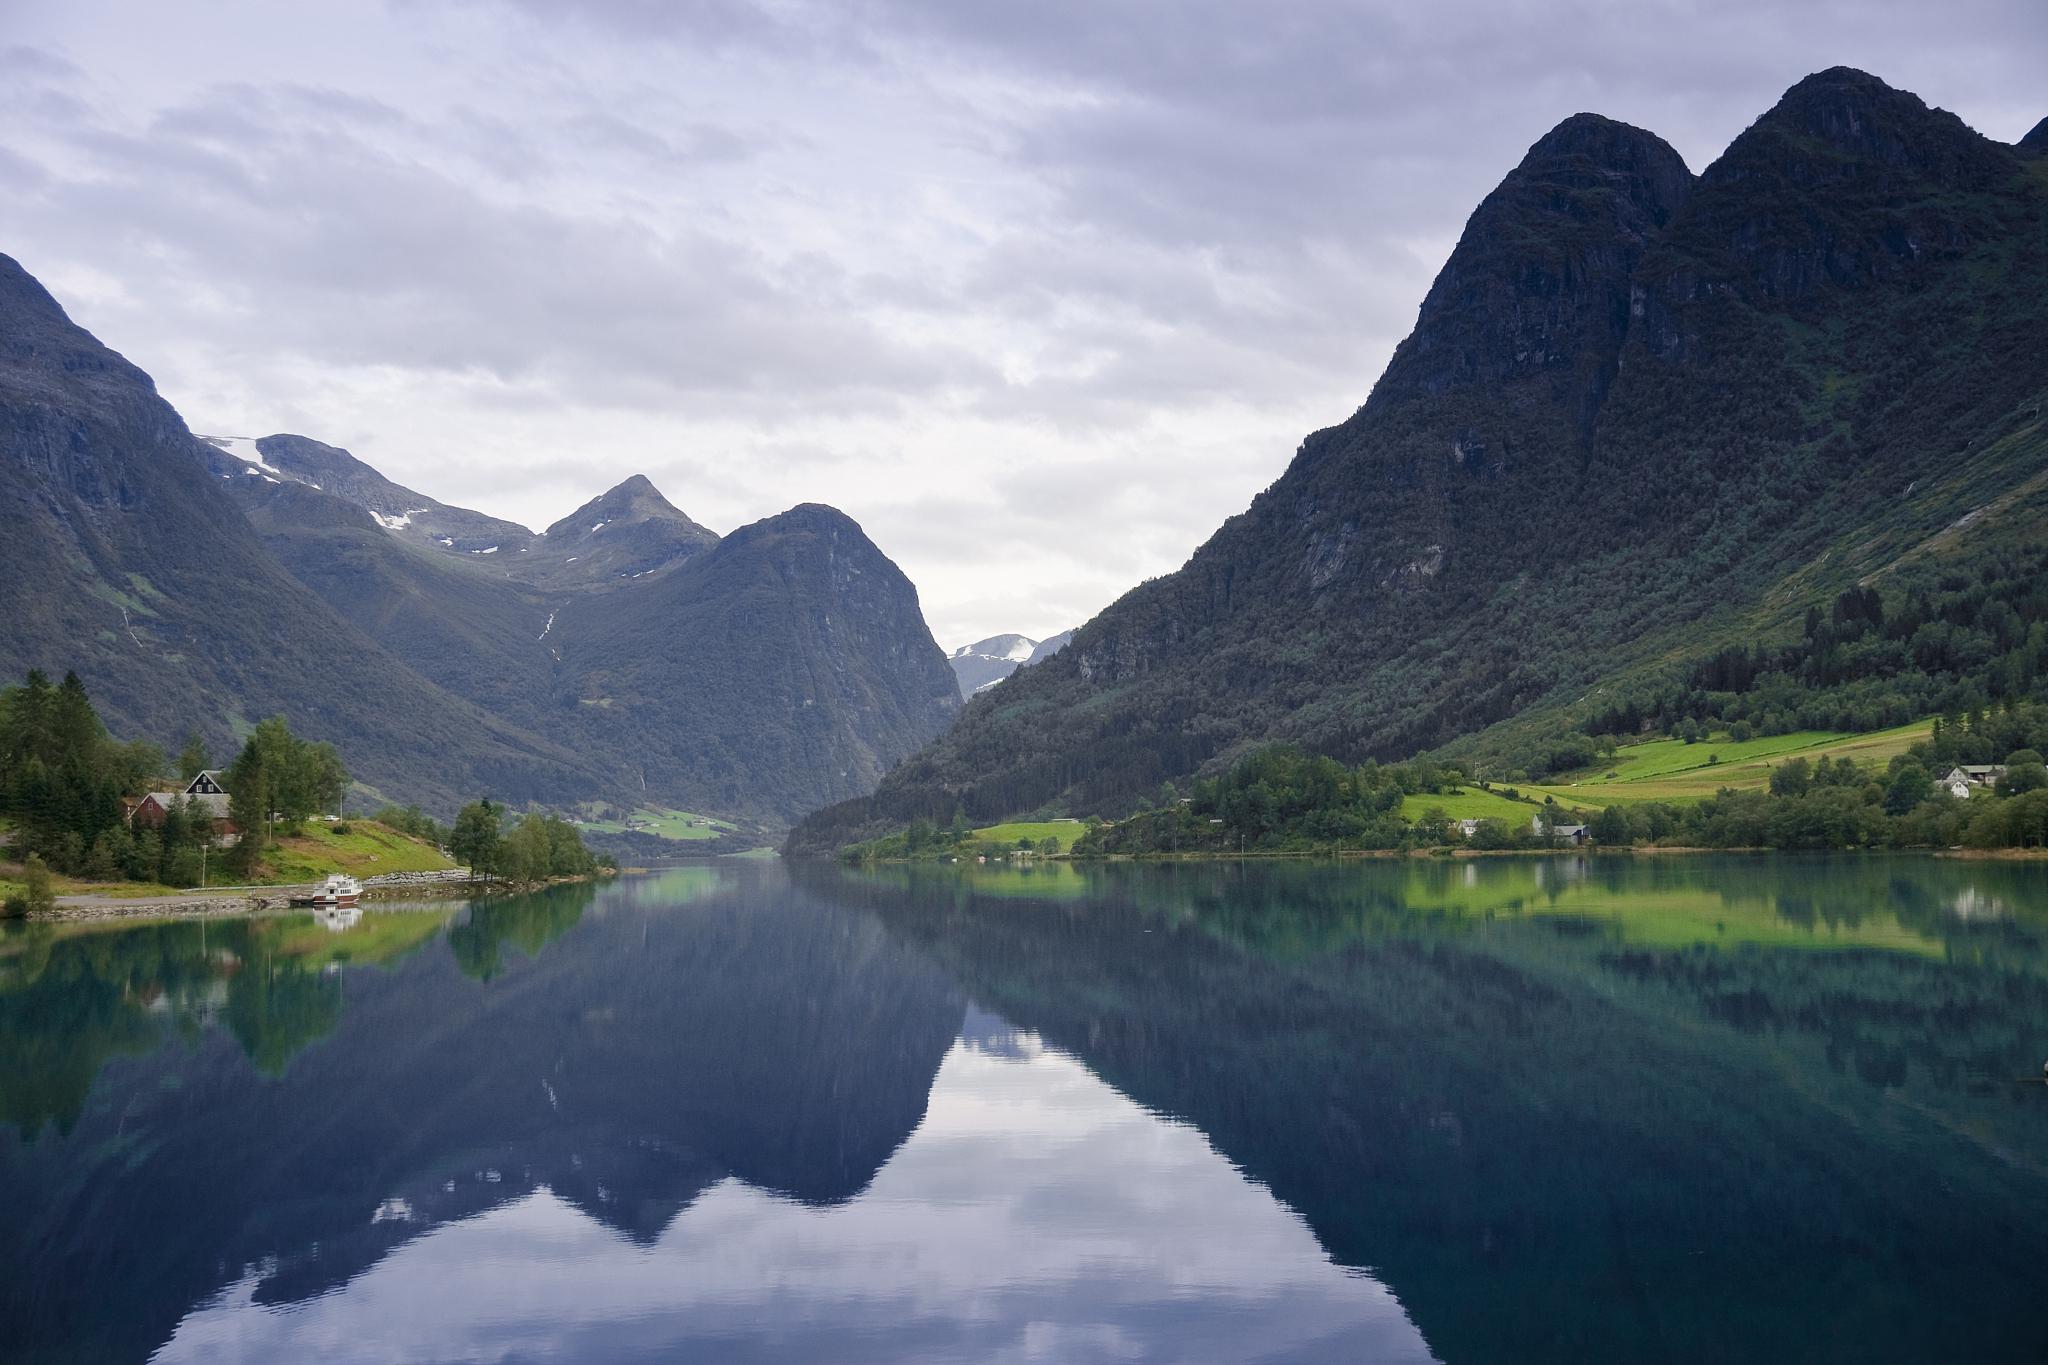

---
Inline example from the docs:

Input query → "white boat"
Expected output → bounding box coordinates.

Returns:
[293,874,363,908]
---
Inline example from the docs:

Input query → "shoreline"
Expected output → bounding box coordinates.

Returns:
[847,843,2042,867]
[16,869,617,924]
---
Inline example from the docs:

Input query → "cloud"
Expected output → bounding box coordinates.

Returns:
[3,0,2043,647]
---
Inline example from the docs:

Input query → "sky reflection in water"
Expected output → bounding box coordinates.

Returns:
[2,853,2046,1364]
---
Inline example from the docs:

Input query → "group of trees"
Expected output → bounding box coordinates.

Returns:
[0,670,198,894]
[447,799,607,883]
[0,668,349,894]
[1585,552,2048,750]
[1077,748,1466,856]
[838,809,1071,863]
[220,716,349,877]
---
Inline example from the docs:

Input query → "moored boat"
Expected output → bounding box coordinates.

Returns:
[291,873,363,908]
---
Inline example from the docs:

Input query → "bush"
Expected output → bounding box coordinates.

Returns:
[20,854,56,915]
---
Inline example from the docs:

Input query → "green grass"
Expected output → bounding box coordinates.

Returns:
[1400,788,1556,822]
[1520,720,1936,807]
[971,820,1089,853]
[263,821,458,881]
[577,806,735,841]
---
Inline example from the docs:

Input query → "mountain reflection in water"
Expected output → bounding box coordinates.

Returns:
[1,854,2044,1364]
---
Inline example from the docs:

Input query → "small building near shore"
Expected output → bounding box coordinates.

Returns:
[1941,765,2007,798]
[128,771,239,842]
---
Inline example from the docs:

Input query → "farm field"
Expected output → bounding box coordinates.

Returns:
[1519,720,1935,807]
[973,820,1089,853]
[577,806,736,841]
[1398,788,1585,824]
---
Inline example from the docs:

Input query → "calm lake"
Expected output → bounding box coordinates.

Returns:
[2,854,2045,1364]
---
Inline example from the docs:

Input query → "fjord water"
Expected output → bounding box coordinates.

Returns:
[2,857,2045,1364]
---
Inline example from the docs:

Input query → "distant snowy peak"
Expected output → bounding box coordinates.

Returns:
[950,633,1037,662]
[945,631,1069,699]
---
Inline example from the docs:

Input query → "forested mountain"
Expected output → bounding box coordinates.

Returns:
[790,68,2048,853]
[2,254,959,824]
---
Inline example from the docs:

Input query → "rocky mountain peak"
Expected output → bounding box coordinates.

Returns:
[2020,116,2048,157]
[1368,110,1689,414]
[543,474,707,540]
[1713,66,2013,191]
[1517,112,1696,226]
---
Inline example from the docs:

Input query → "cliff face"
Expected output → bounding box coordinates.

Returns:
[790,67,2048,852]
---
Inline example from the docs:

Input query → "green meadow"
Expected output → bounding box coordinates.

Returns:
[972,820,1090,853]
[1519,719,1935,807]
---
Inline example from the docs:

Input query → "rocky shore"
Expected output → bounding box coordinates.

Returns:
[35,868,487,922]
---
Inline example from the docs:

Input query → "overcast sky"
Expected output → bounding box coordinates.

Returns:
[3,2,2042,647]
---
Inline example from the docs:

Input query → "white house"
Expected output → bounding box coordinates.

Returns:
[1941,765,2007,798]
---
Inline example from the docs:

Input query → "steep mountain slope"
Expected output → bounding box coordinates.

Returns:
[211,438,958,823]
[3,256,959,824]
[947,634,1039,698]
[0,254,605,811]
[790,69,2048,851]
[201,432,532,555]
[221,476,567,740]
[555,504,962,820]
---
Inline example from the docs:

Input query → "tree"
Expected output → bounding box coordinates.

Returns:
[177,732,212,783]
[1769,758,1811,798]
[501,812,554,884]
[1414,806,1454,844]
[21,853,56,915]
[451,800,504,877]
[1591,803,1633,846]
[1997,762,2047,797]
[225,756,271,878]
[234,717,348,829]
[1883,761,1932,816]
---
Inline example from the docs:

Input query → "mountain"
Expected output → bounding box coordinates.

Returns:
[1023,630,1074,667]
[790,68,2048,852]
[945,631,1077,697]
[0,255,603,812]
[526,474,719,588]
[946,634,1038,697]
[551,504,964,818]
[4,256,960,824]
[206,434,957,823]
[200,435,718,589]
